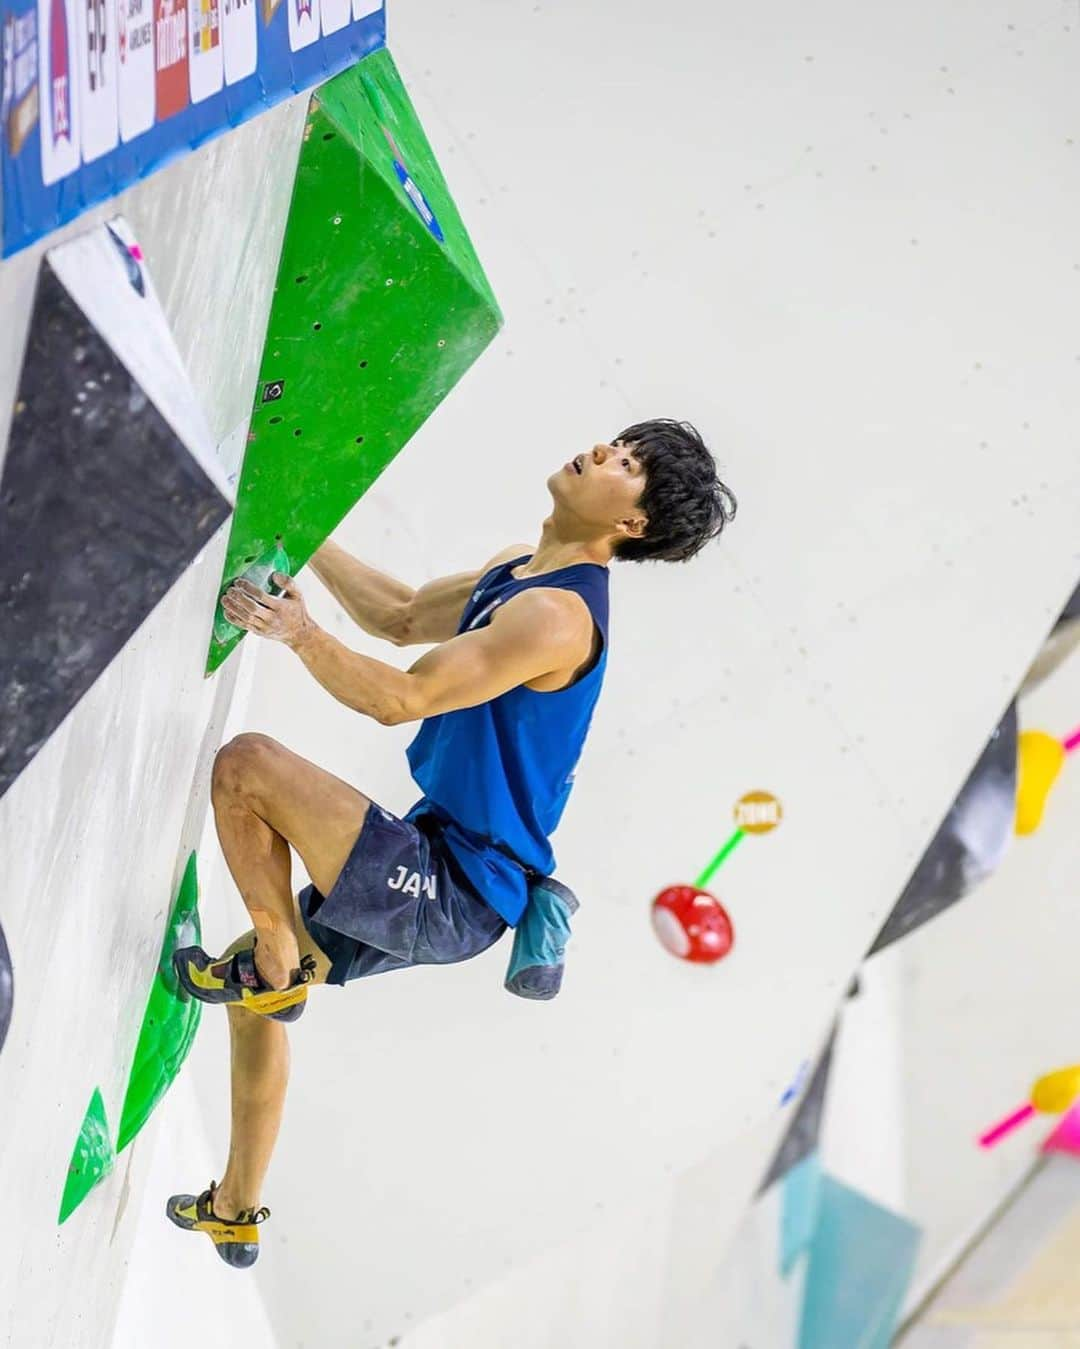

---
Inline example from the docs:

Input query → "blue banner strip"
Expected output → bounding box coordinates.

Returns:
[1,0,385,254]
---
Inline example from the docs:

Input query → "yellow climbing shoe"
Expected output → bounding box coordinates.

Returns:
[173,945,315,1021]
[166,1182,270,1268]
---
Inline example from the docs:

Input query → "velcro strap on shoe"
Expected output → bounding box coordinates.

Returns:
[233,948,269,992]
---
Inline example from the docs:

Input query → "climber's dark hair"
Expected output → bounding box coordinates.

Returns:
[612,419,737,563]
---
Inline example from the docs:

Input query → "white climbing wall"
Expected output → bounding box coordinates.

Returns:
[222,1,1080,1345]
[0,95,310,1348]
[3,1,1080,1347]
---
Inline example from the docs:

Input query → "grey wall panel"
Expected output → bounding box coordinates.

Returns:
[0,246,231,798]
[759,1029,838,1194]
[867,704,1018,957]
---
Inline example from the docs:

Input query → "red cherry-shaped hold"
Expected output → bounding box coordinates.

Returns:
[651,885,734,964]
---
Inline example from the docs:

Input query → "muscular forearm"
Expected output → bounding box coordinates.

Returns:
[308,541,415,644]
[288,621,416,724]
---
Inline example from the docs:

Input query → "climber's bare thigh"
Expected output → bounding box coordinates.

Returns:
[213,732,371,897]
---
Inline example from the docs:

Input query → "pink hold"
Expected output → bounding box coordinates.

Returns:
[129,244,144,261]
[1042,1101,1080,1156]
[979,1103,1036,1149]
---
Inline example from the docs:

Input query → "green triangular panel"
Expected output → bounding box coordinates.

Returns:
[207,47,502,672]
[58,1087,114,1224]
[116,852,202,1153]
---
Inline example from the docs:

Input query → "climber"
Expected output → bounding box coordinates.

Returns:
[166,420,736,1267]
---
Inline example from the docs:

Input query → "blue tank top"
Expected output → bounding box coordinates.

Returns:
[405,555,610,925]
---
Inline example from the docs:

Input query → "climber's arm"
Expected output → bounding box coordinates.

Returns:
[306,541,415,644]
[290,588,588,725]
[219,575,588,725]
[308,540,531,646]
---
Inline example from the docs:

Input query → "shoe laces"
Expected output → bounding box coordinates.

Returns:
[207,1180,270,1225]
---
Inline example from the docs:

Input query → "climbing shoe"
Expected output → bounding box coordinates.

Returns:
[173,945,316,1020]
[166,1182,269,1268]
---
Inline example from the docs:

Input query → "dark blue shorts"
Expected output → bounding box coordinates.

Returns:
[297,801,508,985]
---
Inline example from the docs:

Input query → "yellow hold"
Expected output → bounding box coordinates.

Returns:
[1014,730,1066,836]
[1031,1065,1080,1114]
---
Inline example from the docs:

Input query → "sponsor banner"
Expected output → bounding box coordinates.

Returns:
[0,0,383,253]
[285,0,316,53]
[117,0,154,140]
[220,0,254,86]
[76,0,118,162]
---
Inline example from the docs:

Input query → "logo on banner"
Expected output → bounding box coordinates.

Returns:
[49,0,70,141]
[187,0,223,102]
[118,0,151,62]
[116,0,152,140]
[86,0,106,89]
[79,0,119,163]
[285,0,316,52]
[192,0,219,52]
[2,9,40,156]
[221,0,253,84]
[118,0,152,62]
[154,0,187,119]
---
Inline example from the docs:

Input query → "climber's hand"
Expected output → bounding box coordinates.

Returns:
[221,573,315,648]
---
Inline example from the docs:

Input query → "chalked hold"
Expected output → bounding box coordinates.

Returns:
[207,49,502,673]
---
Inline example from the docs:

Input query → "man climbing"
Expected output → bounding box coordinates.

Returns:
[167,420,736,1267]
